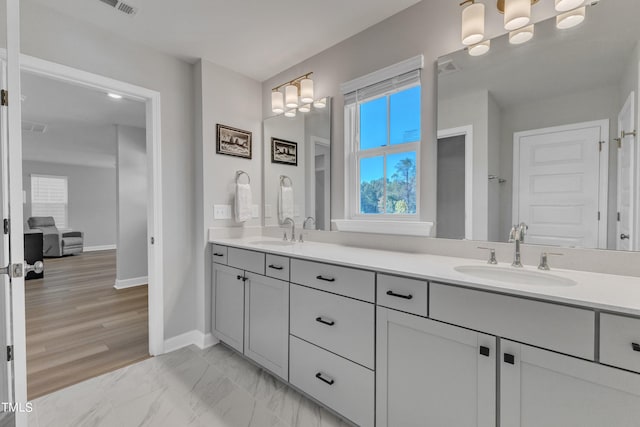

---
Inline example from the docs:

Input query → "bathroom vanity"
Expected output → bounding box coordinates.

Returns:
[209,237,640,427]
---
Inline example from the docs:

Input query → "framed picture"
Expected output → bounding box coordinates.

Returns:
[271,138,298,166]
[216,124,252,159]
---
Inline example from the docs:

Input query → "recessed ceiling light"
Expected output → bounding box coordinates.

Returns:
[108,93,123,99]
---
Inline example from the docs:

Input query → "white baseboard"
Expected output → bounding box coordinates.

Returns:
[163,330,219,353]
[114,276,148,289]
[84,244,117,252]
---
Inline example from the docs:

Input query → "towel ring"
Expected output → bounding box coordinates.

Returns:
[280,175,293,188]
[236,170,250,185]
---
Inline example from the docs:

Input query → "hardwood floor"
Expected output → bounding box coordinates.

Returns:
[25,250,149,400]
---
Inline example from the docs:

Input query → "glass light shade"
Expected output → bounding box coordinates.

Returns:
[271,91,284,114]
[509,24,534,44]
[300,78,314,104]
[468,40,490,56]
[461,2,485,46]
[504,0,531,31]
[285,84,298,108]
[298,104,311,113]
[313,97,327,109]
[284,109,297,118]
[556,6,585,29]
[555,0,583,12]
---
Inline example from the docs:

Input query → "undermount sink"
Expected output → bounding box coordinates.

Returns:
[249,240,296,247]
[454,265,577,287]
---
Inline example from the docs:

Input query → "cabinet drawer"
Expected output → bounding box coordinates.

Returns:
[212,244,228,264]
[290,336,374,427]
[290,259,375,302]
[430,283,595,360]
[228,247,265,275]
[600,313,640,373]
[290,284,374,369]
[377,274,428,317]
[265,254,290,282]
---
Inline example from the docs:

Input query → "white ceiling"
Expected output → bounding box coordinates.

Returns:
[21,72,145,168]
[24,0,422,81]
[439,1,639,109]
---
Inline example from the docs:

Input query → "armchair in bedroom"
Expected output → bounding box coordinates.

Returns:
[27,216,84,257]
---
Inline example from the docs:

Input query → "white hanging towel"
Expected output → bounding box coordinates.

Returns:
[235,183,252,223]
[279,185,294,222]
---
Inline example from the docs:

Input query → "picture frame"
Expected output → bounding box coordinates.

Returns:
[271,138,298,166]
[216,124,252,159]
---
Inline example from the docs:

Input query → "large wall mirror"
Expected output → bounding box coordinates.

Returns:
[437,2,639,251]
[263,99,331,231]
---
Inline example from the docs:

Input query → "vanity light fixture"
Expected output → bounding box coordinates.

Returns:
[271,72,326,116]
[556,6,586,29]
[555,0,584,12]
[468,40,491,56]
[460,0,485,46]
[509,24,534,44]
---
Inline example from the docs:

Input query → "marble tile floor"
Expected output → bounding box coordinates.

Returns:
[28,344,353,427]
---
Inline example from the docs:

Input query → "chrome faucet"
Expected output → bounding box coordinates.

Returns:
[508,222,528,268]
[282,217,296,242]
[538,252,563,270]
[299,217,316,243]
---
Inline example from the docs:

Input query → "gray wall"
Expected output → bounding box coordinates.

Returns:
[19,2,197,340]
[436,135,465,239]
[194,59,263,335]
[116,125,148,282]
[22,160,116,248]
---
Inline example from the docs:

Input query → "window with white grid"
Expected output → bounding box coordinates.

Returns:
[31,174,68,228]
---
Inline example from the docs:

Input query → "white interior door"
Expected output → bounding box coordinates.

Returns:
[0,1,28,425]
[617,92,636,251]
[513,120,609,249]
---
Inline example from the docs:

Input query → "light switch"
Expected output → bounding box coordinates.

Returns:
[214,204,232,219]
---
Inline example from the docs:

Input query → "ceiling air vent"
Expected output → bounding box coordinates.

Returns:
[97,0,138,16]
[22,121,47,133]
[437,59,460,76]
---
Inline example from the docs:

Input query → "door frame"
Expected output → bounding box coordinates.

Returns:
[617,92,636,250]
[307,135,330,229]
[437,126,473,240]
[18,54,165,357]
[512,119,609,249]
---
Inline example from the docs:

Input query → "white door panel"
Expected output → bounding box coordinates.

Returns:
[617,92,635,251]
[513,120,608,249]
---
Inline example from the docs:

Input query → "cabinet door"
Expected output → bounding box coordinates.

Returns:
[212,264,245,352]
[501,339,640,427]
[244,272,289,380]
[376,307,496,427]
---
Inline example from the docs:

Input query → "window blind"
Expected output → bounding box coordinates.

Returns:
[31,175,68,228]
[344,70,421,106]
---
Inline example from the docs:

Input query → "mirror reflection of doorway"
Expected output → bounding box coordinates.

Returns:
[437,135,466,239]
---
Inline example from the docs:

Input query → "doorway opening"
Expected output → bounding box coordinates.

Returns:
[18,54,164,399]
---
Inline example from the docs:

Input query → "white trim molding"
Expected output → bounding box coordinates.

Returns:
[114,276,148,290]
[333,219,433,236]
[163,330,219,353]
[84,244,117,252]
[339,55,424,95]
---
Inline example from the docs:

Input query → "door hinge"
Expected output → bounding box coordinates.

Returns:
[3,219,8,235]
[6,345,12,362]
[618,212,621,222]
[0,90,7,107]
[597,211,601,221]
[150,237,154,245]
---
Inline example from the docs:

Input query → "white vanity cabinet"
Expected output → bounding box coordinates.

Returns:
[376,307,496,427]
[211,263,245,353]
[212,247,289,380]
[500,339,640,427]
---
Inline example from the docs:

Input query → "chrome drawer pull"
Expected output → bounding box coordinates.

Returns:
[316,275,335,282]
[386,290,413,300]
[315,317,335,326]
[315,372,335,385]
[268,264,284,271]
[632,342,640,352]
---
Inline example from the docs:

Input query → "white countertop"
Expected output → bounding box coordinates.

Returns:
[210,236,640,316]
